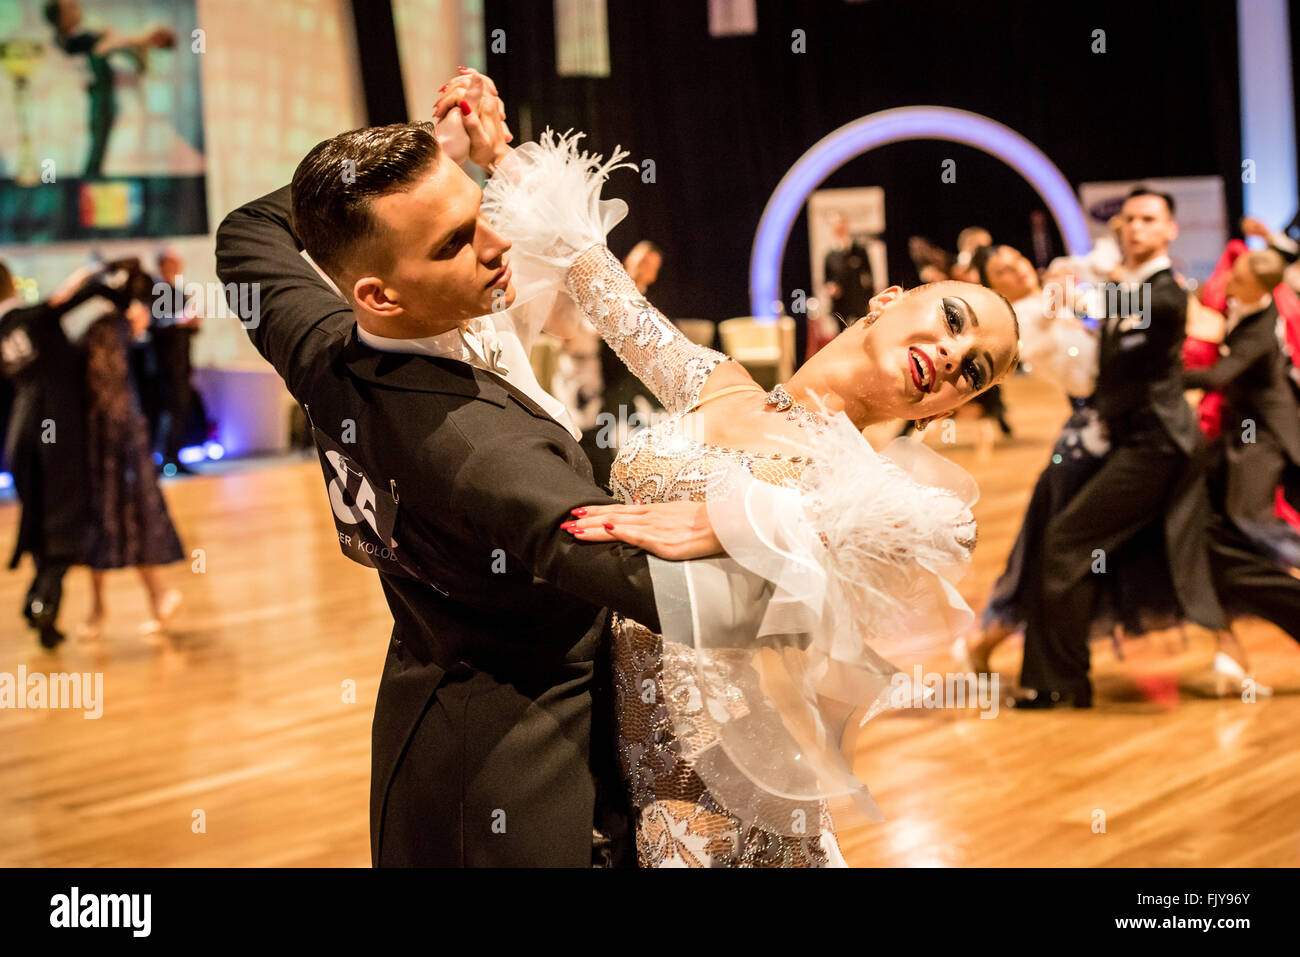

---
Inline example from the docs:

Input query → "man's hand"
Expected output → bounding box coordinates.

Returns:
[1241,216,1272,241]
[433,67,513,171]
[560,501,723,560]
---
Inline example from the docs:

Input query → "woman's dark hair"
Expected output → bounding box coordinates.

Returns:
[289,121,443,292]
[970,244,1005,288]
[0,260,14,301]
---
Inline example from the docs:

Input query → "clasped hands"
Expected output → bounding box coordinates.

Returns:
[432,70,721,563]
[432,67,513,171]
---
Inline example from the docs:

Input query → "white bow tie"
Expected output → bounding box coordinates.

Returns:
[461,317,509,376]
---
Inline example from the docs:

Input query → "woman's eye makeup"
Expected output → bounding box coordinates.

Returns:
[941,297,988,390]
[942,297,964,334]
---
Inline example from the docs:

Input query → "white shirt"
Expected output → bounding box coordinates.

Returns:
[1115,253,1173,286]
[300,247,583,440]
[357,308,582,441]
[1089,254,1174,339]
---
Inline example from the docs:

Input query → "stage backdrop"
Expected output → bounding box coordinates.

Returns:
[484,0,1244,330]
[0,0,207,244]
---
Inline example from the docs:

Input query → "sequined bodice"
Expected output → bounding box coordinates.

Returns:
[609,414,811,503]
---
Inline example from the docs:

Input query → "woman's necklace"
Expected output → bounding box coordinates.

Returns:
[765,384,827,430]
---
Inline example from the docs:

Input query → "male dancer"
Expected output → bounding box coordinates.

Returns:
[0,260,134,648]
[1184,250,1300,568]
[215,74,720,866]
[966,240,1300,691]
[1016,188,1224,707]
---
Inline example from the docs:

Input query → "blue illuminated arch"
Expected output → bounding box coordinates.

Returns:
[749,106,1092,319]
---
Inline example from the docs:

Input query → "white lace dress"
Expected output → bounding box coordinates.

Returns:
[568,246,848,866]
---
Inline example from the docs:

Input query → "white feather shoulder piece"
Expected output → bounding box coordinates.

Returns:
[480,129,635,280]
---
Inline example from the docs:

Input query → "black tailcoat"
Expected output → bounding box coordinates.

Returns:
[217,188,663,866]
[0,284,117,569]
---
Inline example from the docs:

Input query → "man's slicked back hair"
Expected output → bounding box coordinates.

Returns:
[290,121,442,292]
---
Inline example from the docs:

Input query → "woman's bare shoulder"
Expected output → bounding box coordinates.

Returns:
[697,357,756,398]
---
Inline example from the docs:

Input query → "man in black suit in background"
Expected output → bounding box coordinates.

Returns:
[0,261,86,649]
[822,212,873,323]
[0,260,134,648]
[216,77,718,866]
[146,247,201,473]
[1184,249,1300,569]
[1017,188,1225,707]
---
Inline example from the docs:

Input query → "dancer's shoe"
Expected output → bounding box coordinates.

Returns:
[140,591,182,644]
[1008,683,1093,710]
[1212,652,1272,699]
[37,623,65,650]
[157,589,183,624]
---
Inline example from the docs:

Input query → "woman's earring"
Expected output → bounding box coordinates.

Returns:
[864,309,881,327]
[914,418,928,432]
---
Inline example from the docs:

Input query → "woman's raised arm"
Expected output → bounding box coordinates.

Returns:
[565,244,746,415]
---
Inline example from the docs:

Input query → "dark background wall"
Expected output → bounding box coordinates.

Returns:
[483,0,1244,321]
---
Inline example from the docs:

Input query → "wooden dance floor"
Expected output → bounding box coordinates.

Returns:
[2,373,1297,866]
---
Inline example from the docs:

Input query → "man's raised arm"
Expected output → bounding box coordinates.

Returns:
[214,186,352,396]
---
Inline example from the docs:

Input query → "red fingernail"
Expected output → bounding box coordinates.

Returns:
[573,529,586,535]
[603,523,614,531]
[561,521,576,529]
[571,508,587,516]
[459,100,471,116]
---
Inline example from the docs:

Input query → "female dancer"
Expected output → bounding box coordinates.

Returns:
[960,243,1121,677]
[78,262,184,640]
[479,132,1020,866]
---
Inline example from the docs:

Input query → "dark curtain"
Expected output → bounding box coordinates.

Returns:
[484,0,1243,333]
[352,0,409,125]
